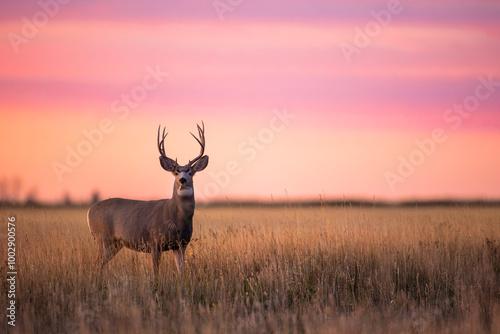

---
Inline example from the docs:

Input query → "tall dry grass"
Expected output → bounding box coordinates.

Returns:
[1,205,499,333]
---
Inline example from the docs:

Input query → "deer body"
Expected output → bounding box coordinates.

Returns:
[87,123,208,276]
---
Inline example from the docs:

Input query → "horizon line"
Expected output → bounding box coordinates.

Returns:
[2,198,500,209]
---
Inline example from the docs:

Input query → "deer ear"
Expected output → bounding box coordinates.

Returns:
[159,156,177,172]
[191,155,209,172]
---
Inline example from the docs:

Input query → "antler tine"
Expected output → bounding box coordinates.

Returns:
[188,121,206,167]
[190,122,205,147]
[157,125,169,158]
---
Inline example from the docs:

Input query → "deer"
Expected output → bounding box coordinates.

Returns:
[87,122,208,277]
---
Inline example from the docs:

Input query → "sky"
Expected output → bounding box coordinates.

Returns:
[0,0,500,203]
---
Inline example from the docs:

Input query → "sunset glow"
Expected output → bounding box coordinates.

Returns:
[1,0,499,203]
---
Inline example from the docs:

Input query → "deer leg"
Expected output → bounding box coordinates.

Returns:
[173,247,185,275]
[98,239,122,269]
[152,246,162,277]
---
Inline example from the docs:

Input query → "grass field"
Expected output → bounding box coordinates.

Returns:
[1,204,499,333]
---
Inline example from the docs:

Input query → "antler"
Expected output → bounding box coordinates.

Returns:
[157,125,169,159]
[188,121,206,167]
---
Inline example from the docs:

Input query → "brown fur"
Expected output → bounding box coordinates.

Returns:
[87,124,208,276]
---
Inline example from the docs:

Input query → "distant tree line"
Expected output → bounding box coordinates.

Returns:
[0,176,100,207]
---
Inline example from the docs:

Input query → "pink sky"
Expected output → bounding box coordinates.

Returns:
[1,0,500,203]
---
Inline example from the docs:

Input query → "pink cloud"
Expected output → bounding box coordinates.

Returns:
[1,2,500,202]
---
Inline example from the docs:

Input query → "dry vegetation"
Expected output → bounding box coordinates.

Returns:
[1,204,500,333]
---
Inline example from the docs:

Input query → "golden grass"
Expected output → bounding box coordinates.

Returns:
[1,205,499,333]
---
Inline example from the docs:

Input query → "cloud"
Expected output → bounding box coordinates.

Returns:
[1,0,499,24]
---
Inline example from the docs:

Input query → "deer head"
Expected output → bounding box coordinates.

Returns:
[157,122,209,198]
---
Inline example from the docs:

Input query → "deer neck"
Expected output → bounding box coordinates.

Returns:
[168,183,195,222]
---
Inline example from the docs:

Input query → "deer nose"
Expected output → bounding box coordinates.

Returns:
[179,177,187,184]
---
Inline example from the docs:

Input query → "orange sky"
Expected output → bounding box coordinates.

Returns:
[1,1,500,203]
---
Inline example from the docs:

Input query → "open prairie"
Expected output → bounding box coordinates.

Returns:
[1,205,499,333]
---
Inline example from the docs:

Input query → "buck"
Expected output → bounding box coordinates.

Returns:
[87,123,208,276]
